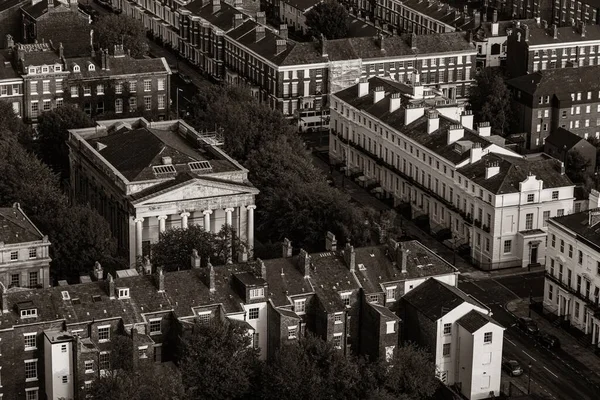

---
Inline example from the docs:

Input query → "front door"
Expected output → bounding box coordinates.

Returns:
[530,245,538,265]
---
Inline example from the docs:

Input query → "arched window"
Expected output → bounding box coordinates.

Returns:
[73,64,80,73]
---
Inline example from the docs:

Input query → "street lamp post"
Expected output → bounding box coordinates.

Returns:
[176,87,183,120]
[527,363,533,394]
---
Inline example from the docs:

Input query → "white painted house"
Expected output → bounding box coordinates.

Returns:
[329,76,575,270]
[44,330,75,400]
[402,278,504,400]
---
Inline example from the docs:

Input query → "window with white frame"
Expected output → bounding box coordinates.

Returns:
[144,96,152,110]
[30,81,38,94]
[484,332,493,344]
[138,345,148,359]
[442,343,451,357]
[149,318,162,334]
[340,292,351,307]
[294,299,306,314]
[249,288,264,299]
[118,288,129,299]
[525,213,534,230]
[98,326,110,342]
[29,248,37,259]
[386,321,395,334]
[334,313,343,324]
[333,333,342,349]
[198,311,212,324]
[10,251,18,261]
[99,352,110,371]
[504,240,512,254]
[252,332,259,349]
[42,100,51,112]
[83,85,91,96]
[129,97,137,110]
[527,194,535,202]
[158,94,165,109]
[386,286,396,302]
[129,81,137,92]
[84,381,92,390]
[25,359,37,381]
[144,79,151,91]
[158,78,165,91]
[84,360,94,373]
[115,99,123,113]
[115,82,123,94]
[24,333,36,350]
[25,388,38,400]
[248,308,259,320]
[42,81,50,94]
[443,323,451,335]
[288,326,297,339]
[97,84,104,95]
[21,308,37,318]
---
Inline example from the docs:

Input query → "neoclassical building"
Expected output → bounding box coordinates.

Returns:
[68,118,259,266]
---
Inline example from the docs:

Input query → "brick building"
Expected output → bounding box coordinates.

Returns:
[0,0,28,49]
[508,65,600,149]
[544,127,597,172]
[121,0,476,131]
[506,19,600,78]
[329,76,575,270]
[0,202,52,289]
[551,0,600,27]
[68,117,258,266]
[20,0,92,57]
[401,278,504,400]
[0,42,23,116]
[8,40,170,123]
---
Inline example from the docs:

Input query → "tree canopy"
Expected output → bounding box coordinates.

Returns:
[566,149,591,184]
[468,68,514,135]
[36,104,94,179]
[305,0,349,39]
[94,14,149,58]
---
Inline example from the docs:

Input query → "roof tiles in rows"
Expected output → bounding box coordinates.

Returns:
[308,252,361,310]
[400,0,474,29]
[280,0,320,11]
[262,257,314,307]
[507,66,600,96]
[0,205,43,244]
[67,56,168,78]
[458,153,573,194]
[551,208,600,251]
[545,127,588,150]
[457,309,498,333]
[524,23,600,46]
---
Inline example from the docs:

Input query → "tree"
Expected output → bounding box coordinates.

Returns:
[179,320,260,400]
[468,68,514,135]
[94,14,149,58]
[305,0,349,39]
[36,104,94,179]
[0,101,34,148]
[566,149,592,184]
[254,335,361,400]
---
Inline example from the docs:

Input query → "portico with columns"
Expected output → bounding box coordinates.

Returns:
[129,176,259,266]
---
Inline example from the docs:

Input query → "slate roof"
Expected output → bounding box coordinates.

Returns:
[263,257,314,307]
[309,252,361,311]
[551,208,600,252]
[17,43,62,66]
[507,66,600,96]
[545,127,587,151]
[0,0,26,13]
[457,309,496,333]
[67,55,168,78]
[0,204,43,244]
[402,278,485,321]
[474,19,536,40]
[399,0,474,30]
[353,240,457,294]
[370,302,400,320]
[20,0,53,18]
[0,51,19,80]
[89,126,237,182]
[458,153,573,194]
[280,0,320,11]
[524,22,600,46]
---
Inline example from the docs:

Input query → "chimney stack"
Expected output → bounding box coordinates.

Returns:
[0,282,8,314]
[143,255,152,275]
[256,26,265,42]
[477,121,491,137]
[581,22,586,37]
[447,124,465,144]
[378,33,385,51]
[157,267,165,293]
[113,44,125,57]
[256,11,266,25]
[5,34,14,49]
[389,92,402,113]
[59,42,63,58]
[208,262,216,292]
[107,273,115,299]
[212,0,220,13]
[299,249,311,278]
[343,243,356,273]
[552,23,558,39]
[427,109,439,133]
[524,24,530,41]
[233,13,243,29]
[485,160,500,179]
[493,9,498,23]
[373,86,385,103]
[279,24,288,40]
[93,261,104,280]
[100,48,106,70]
[589,210,600,227]
[460,110,474,130]
[325,231,337,251]
[470,142,483,163]
[104,49,110,70]
[409,32,417,50]
[257,258,267,280]
[276,39,286,55]
[282,238,292,258]
[191,249,201,268]
[396,244,409,273]
[358,78,369,97]
[320,34,327,57]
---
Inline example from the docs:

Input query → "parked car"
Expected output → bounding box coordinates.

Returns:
[537,332,561,349]
[502,360,524,377]
[516,317,539,335]
[178,72,192,84]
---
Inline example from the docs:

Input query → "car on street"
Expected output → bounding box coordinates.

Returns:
[502,360,524,377]
[178,72,192,84]
[516,316,539,335]
[537,332,561,349]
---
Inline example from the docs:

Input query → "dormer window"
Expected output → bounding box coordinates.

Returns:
[17,301,38,319]
[55,64,61,72]
[73,64,80,73]
[88,63,95,71]
[117,288,130,299]
[20,308,37,319]
[28,67,35,74]
[249,288,264,299]
[42,66,48,73]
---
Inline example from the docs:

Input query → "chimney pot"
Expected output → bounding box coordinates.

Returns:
[344,243,356,273]
[256,11,266,25]
[282,238,292,258]
[257,258,267,280]
[299,249,311,278]
[279,24,288,40]
[325,231,337,251]
[208,263,216,292]
[276,39,286,55]
[0,282,8,314]
[107,273,115,299]
[157,267,165,293]
[191,249,201,268]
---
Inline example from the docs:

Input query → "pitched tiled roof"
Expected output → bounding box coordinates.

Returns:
[507,66,600,96]
[20,0,51,18]
[458,153,573,194]
[90,126,236,182]
[0,0,27,13]
[18,43,62,66]
[353,240,457,294]
[550,208,600,253]
[0,51,19,80]
[402,278,484,321]
[280,0,320,11]
[524,22,600,46]
[0,204,43,244]
[66,55,168,78]
[309,252,361,311]
[545,127,587,150]
[399,0,474,30]
[474,19,536,40]
[263,257,314,307]
[457,309,497,333]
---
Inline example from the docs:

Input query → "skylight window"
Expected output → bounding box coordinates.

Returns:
[61,291,71,300]
[152,164,177,176]
[188,161,212,172]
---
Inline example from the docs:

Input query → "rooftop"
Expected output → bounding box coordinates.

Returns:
[402,278,487,321]
[551,208,600,252]
[521,22,600,46]
[0,203,44,244]
[507,66,600,96]
[280,0,320,11]
[457,309,498,333]
[474,19,536,40]
[399,0,474,30]
[545,127,589,150]
[0,51,18,81]
[458,153,573,194]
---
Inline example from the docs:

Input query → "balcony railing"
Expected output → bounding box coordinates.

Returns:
[545,272,600,316]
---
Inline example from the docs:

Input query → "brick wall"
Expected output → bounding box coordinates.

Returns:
[0,0,28,49]
[35,9,91,57]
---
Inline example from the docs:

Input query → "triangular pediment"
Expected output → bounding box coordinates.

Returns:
[132,177,258,206]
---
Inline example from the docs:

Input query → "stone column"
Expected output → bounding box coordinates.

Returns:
[203,210,213,232]
[134,217,144,259]
[247,205,256,256]
[224,208,234,264]
[180,212,190,229]
[158,215,167,233]
[224,207,234,226]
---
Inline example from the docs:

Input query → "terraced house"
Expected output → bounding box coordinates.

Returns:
[329,76,575,270]
[120,0,476,131]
